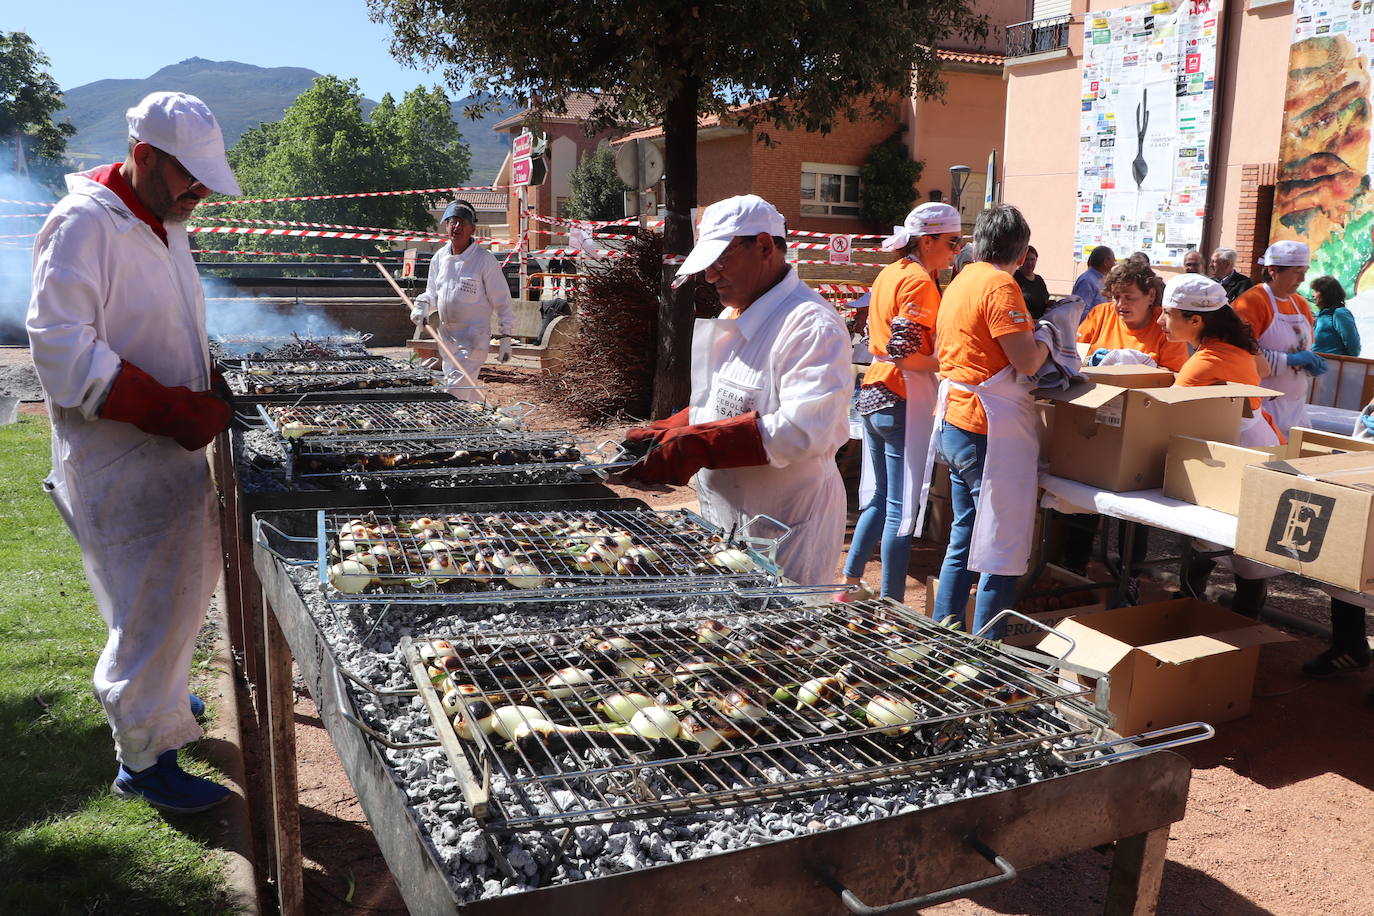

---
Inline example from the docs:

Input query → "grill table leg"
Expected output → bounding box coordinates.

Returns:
[264,590,305,916]
[1104,826,1169,916]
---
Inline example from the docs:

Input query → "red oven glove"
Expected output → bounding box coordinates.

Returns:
[622,411,768,486]
[620,406,692,458]
[100,360,233,451]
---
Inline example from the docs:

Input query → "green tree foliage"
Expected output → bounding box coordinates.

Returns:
[216,76,470,259]
[859,130,924,232]
[370,0,984,413]
[0,32,76,191]
[565,146,629,221]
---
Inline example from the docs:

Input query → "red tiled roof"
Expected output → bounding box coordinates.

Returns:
[937,48,1005,65]
[454,190,509,209]
[493,93,607,130]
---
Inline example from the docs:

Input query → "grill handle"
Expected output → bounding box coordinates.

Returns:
[976,610,1076,669]
[820,835,1016,914]
[253,518,319,567]
[736,513,793,562]
[497,401,537,422]
[1055,721,1215,768]
[331,667,441,751]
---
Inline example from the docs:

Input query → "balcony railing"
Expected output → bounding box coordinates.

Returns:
[1006,15,1073,58]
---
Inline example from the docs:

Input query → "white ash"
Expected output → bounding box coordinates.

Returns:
[276,564,1106,905]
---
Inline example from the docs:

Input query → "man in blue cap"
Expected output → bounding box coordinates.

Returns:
[411,199,515,399]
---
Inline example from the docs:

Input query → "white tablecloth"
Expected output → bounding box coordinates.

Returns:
[1038,474,1239,547]
[1305,404,1360,436]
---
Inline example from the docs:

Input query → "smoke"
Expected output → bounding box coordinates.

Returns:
[0,173,55,345]
[201,274,357,341]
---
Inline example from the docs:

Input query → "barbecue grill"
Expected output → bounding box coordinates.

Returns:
[255,501,787,604]
[224,358,438,396]
[394,601,1135,831]
[209,332,373,362]
[250,534,1210,916]
[257,400,535,437]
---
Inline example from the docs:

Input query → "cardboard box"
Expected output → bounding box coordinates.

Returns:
[1036,598,1291,735]
[1039,380,1277,492]
[1235,451,1374,592]
[1079,364,1176,389]
[1164,431,1374,515]
[926,565,1107,648]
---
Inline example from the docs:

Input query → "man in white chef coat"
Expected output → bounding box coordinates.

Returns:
[622,195,852,586]
[27,92,238,813]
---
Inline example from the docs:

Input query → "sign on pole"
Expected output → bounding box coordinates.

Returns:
[401,248,418,279]
[828,234,853,265]
[513,131,533,159]
[512,156,533,186]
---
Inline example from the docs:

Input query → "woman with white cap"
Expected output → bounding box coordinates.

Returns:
[411,199,515,400]
[837,202,961,602]
[1231,240,1326,434]
[1159,273,1285,616]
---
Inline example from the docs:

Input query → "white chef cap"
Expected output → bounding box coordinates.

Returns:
[1162,274,1228,312]
[881,203,963,252]
[1261,240,1310,267]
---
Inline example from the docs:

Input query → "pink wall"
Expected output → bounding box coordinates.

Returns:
[913,69,1009,217]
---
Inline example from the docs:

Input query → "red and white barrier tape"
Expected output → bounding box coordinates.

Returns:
[788,240,886,252]
[194,215,446,239]
[789,228,886,241]
[199,185,507,206]
[191,248,404,261]
[501,232,529,268]
[813,284,871,294]
[187,225,437,242]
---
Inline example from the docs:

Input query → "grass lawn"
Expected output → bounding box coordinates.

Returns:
[0,416,235,915]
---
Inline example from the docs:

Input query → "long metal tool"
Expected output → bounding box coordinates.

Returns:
[368,258,487,401]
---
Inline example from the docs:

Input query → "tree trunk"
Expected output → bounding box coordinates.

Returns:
[652,77,701,419]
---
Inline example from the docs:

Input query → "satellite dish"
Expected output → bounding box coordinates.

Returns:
[614,139,665,189]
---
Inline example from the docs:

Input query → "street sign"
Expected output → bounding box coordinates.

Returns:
[513,131,533,158]
[401,248,419,279]
[828,234,853,265]
[512,156,533,186]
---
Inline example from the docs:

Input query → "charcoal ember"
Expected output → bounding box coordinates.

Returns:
[574,825,605,857]
[458,830,490,864]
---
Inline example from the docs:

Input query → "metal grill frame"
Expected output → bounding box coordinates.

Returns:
[265,506,790,604]
[227,368,439,396]
[256,400,536,439]
[405,600,1107,830]
[209,333,373,362]
[284,432,627,482]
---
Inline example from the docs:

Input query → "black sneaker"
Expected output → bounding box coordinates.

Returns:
[1301,647,1372,679]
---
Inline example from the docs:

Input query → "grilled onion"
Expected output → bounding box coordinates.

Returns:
[696,619,731,644]
[710,548,754,572]
[598,691,655,724]
[328,560,375,594]
[489,705,550,741]
[865,696,917,736]
[504,563,548,589]
[544,666,595,699]
[629,706,682,740]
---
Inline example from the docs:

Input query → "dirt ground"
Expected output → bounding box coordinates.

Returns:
[8,347,1374,914]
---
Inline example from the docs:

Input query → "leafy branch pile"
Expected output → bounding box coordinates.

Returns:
[536,233,663,423]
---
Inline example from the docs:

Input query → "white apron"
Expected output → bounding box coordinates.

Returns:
[435,321,489,401]
[1258,285,1313,434]
[422,242,513,402]
[28,175,221,770]
[858,369,938,537]
[916,366,1040,577]
[690,315,847,588]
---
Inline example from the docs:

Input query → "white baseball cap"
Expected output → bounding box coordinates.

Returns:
[881,202,962,251]
[1163,273,1228,312]
[1261,240,1310,267]
[126,91,241,196]
[673,195,786,285]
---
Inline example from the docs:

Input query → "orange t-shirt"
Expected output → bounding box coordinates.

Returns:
[936,261,1033,435]
[1077,302,1188,371]
[1175,340,1281,441]
[1232,285,1314,340]
[862,258,941,399]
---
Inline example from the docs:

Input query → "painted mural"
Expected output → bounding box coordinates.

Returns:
[1275,7,1374,296]
[1074,0,1223,267]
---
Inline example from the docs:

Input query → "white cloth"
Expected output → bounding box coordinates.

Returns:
[1024,296,1083,389]
[1038,476,1239,545]
[857,368,938,538]
[418,241,514,401]
[1256,284,1314,433]
[26,169,220,770]
[1096,349,1157,367]
[917,366,1040,577]
[689,269,852,586]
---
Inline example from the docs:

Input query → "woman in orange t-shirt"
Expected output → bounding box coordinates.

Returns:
[839,203,962,602]
[1078,261,1188,371]
[1159,273,1281,618]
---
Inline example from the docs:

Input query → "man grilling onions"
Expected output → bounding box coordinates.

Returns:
[621,195,852,587]
[27,92,239,813]
[411,200,515,400]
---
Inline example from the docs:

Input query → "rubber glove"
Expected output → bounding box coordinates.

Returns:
[1089,347,1112,367]
[621,412,768,485]
[1286,350,1329,376]
[100,361,232,451]
[1362,412,1374,436]
[498,337,512,363]
[410,292,432,324]
[621,407,691,458]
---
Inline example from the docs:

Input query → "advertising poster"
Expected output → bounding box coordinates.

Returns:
[1275,1,1374,299]
[1075,0,1223,266]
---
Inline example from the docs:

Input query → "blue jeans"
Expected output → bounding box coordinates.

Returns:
[933,421,1018,639]
[842,403,911,599]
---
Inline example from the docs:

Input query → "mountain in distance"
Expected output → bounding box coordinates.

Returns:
[57,58,514,184]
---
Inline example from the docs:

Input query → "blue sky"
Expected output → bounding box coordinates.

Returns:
[14,1,460,99]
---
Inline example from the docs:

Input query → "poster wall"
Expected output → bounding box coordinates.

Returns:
[1074,0,1223,267]
[1275,2,1374,299]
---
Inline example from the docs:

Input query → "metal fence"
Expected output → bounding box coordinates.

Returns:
[1006,15,1073,58]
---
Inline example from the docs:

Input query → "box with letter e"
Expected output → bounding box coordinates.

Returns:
[1235,452,1374,593]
